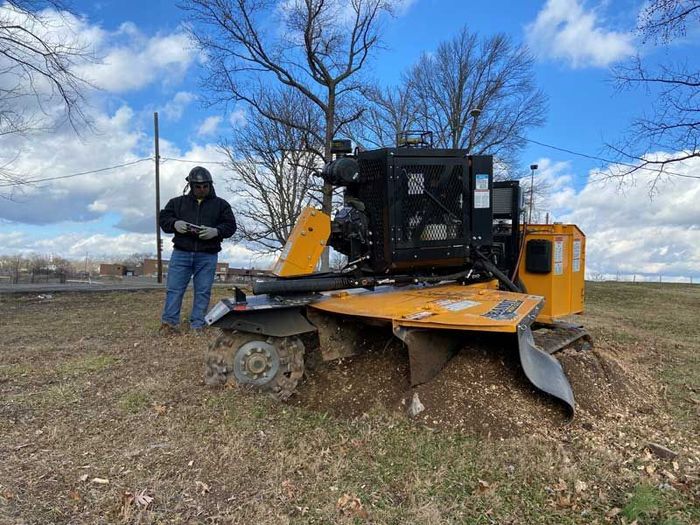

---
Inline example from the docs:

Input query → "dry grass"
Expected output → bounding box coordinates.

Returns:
[0,283,698,524]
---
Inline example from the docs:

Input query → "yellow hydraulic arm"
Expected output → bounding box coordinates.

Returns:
[271,207,331,277]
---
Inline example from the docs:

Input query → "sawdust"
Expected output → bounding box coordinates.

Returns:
[293,329,654,438]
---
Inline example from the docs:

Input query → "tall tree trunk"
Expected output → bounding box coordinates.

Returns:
[320,87,336,271]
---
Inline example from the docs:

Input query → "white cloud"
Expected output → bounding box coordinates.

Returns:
[537,155,700,279]
[79,27,197,93]
[0,4,197,96]
[197,115,222,137]
[229,107,247,128]
[525,0,635,68]
[162,91,197,121]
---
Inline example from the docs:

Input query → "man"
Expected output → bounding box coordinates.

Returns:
[158,166,236,334]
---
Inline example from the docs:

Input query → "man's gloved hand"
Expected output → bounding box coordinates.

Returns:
[198,226,218,240]
[174,220,188,234]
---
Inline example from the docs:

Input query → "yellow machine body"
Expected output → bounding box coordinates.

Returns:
[519,224,586,324]
[271,207,331,277]
[311,280,543,334]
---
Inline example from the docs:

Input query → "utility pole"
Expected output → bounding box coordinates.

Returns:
[528,164,538,224]
[154,112,163,284]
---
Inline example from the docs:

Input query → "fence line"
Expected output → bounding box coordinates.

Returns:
[586,272,697,284]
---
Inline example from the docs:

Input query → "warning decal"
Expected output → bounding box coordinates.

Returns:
[482,300,523,321]
[554,237,565,275]
[474,190,490,209]
[433,299,480,311]
[572,239,582,273]
[402,311,436,321]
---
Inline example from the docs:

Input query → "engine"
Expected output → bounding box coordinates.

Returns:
[321,145,521,277]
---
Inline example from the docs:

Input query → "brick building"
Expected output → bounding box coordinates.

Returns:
[99,263,125,277]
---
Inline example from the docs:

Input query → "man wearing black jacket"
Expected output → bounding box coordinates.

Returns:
[158,166,236,334]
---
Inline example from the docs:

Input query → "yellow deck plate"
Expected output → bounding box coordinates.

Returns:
[309,282,544,333]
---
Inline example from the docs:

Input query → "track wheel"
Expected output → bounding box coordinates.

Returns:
[204,331,305,400]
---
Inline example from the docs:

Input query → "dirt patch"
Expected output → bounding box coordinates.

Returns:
[293,326,410,418]
[293,329,653,438]
[559,346,644,417]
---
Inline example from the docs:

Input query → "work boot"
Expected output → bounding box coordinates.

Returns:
[159,322,181,336]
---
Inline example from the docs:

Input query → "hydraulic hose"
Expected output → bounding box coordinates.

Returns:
[253,276,375,295]
[253,269,477,296]
[474,251,523,293]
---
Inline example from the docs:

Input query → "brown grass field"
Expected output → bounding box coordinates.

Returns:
[1,282,698,524]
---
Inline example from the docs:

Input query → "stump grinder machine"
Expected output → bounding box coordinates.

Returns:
[204,133,591,413]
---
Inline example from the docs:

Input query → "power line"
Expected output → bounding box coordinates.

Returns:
[0,157,153,187]
[519,136,700,180]
[161,156,227,166]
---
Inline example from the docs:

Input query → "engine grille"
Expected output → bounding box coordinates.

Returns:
[396,163,465,244]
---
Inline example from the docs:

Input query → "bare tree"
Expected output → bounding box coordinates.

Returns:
[223,90,324,252]
[405,29,546,169]
[608,0,700,190]
[181,0,394,267]
[637,0,700,44]
[118,252,154,266]
[0,0,93,192]
[347,82,417,149]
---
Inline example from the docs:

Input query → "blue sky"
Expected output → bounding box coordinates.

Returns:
[1,0,699,279]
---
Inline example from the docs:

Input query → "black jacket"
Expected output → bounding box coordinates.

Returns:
[159,188,236,253]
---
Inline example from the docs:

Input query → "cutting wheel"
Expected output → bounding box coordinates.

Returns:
[204,331,305,400]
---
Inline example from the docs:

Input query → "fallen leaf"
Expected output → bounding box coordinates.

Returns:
[605,507,621,518]
[153,403,167,415]
[552,478,568,492]
[556,494,572,508]
[644,465,656,475]
[134,489,153,508]
[475,479,496,496]
[68,490,81,501]
[91,477,109,485]
[336,493,369,519]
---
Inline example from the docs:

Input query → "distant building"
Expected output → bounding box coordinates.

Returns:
[99,263,125,277]
[143,258,169,277]
[216,262,229,281]
[226,267,270,282]
[99,263,142,277]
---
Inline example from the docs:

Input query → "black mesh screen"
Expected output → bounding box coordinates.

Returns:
[357,157,388,270]
[396,163,464,244]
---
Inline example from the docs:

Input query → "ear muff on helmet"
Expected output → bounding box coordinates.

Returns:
[186,166,213,184]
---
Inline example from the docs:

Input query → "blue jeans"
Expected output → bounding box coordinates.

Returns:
[161,249,218,329]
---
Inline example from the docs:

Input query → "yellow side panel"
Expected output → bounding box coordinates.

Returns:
[271,207,331,277]
[518,224,586,323]
[310,281,543,334]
